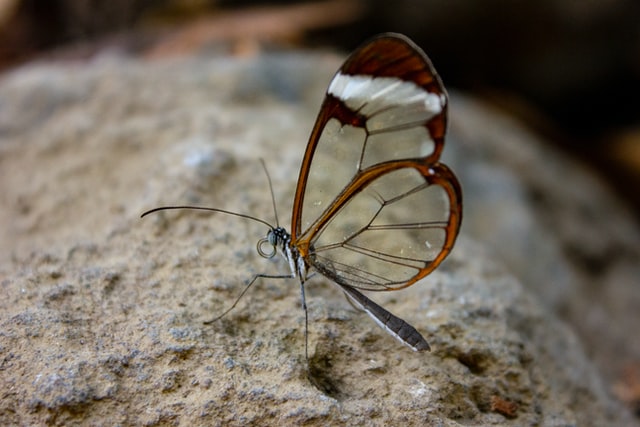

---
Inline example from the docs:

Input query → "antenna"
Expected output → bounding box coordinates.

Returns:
[140,206,274,229]
[260,159,279,227]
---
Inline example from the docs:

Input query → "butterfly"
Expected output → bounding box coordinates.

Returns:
[142,33,462,358]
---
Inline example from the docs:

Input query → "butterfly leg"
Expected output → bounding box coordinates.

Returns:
[298,278,310,362]
[340,285,431,352]
[203,273,293,324]
[343,289,365,312]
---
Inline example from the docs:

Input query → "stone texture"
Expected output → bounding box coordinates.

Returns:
[0,48,637,425]
[448,94,640,388]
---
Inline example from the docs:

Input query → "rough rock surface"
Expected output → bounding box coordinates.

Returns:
[0,48,637,425]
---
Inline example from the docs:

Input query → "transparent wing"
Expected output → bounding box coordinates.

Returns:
[291,33,461,291]
[307,163,460,290]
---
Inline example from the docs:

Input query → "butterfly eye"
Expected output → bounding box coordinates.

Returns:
[257,235,277,259]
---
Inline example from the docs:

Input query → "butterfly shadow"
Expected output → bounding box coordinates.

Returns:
[306,340,345,399]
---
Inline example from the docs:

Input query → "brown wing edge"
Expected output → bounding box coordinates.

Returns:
[340,33,448,162]
[340,33,446,99]
[398,162,462,289]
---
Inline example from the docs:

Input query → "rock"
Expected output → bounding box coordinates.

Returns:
[448,93,640,388]
[0,48,636,425]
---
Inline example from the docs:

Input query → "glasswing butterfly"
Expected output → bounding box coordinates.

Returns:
[142,33,462,358]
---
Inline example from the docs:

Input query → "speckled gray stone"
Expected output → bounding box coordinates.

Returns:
[0,47,637,425]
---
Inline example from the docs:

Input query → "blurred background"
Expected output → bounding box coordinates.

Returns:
[1,0,638,216]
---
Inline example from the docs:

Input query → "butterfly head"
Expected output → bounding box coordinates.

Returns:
[257,226,291,259]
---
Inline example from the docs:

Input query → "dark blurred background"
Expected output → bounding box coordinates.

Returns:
[1,0,639,214]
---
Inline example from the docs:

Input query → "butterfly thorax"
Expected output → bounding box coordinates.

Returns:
[266,227,308,282]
